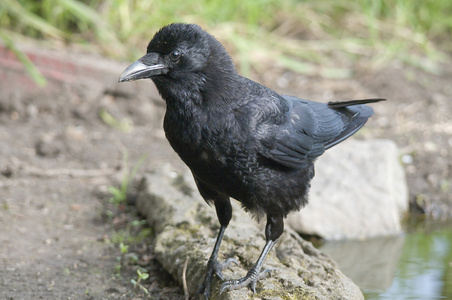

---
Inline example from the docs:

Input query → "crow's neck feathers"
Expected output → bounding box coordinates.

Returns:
[201,41,239,107]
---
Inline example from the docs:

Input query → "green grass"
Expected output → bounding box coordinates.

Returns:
[99,108,133,133]
[0,31,46,86]
[108,150,147,207]
[1,0,451,83]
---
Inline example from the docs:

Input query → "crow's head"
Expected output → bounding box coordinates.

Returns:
[119,23,235,83]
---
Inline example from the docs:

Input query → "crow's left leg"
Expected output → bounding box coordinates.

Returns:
[220,214,284,294]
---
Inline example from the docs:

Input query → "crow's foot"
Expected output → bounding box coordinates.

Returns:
[220,267,271,294]
[198,258,238,299]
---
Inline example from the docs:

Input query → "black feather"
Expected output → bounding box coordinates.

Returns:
[119,23,384,298]
[327,98,386,108]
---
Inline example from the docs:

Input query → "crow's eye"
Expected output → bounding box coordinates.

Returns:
[169,50,182,62]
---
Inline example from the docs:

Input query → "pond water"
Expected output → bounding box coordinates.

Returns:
[319,221,452,299]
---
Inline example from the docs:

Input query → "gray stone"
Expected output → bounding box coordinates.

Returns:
[136,165,364,299]
[287,139,408,240]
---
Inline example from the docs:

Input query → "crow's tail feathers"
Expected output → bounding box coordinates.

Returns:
[323,98,385,150]
[327,98,386,109]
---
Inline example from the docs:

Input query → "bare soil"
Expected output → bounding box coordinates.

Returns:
[1,48,451,299]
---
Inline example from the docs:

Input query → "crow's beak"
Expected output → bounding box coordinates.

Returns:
[118,53,166,82]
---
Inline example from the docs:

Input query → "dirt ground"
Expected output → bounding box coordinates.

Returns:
[0,46,451,299]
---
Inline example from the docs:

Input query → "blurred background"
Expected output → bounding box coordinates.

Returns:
[1,0,451,82]
[1,0,451,299]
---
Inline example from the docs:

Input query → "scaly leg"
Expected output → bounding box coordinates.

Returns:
[220,214,284,294]
[198,195,236,299]
[199,225,238,298]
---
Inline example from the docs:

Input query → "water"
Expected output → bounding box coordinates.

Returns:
[319,222,452,299]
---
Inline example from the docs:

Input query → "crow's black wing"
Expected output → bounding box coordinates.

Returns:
[257,96,383,169]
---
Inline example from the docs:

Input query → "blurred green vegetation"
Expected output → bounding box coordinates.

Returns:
[1,0,451,81]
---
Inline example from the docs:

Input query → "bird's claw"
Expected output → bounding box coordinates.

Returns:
[198,257,239,299]
[213,257,239,280]
[220,267,271,294]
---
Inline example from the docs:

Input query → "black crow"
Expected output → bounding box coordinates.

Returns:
[119,23,384,298]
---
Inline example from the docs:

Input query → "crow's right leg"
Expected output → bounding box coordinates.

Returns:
[196,187,236,299]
